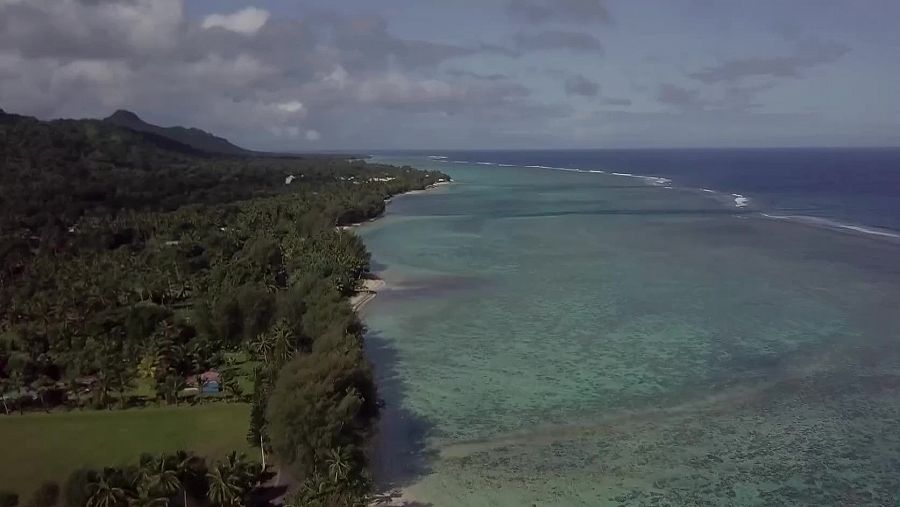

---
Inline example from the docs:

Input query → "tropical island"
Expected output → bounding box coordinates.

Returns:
[0,108,448,507]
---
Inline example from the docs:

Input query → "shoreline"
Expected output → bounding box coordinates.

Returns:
[351,277,386,312]
[341,180,451,229]
[349,179,450,506]
[348,180,451,311]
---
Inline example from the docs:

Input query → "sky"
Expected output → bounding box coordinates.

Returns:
[1,0,899,150]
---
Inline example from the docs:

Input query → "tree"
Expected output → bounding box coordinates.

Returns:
[220,371,243,402]
[155,375,184,406]
[172,451,207,507]
[265,349,375,478]
[64,469,94,507]
[246,368,269,447]
[270,320,296,369]
[86,469,126,507]
[325,448,352,484]
[248,333,273,365]
[0,378,10,415]
[139,454,180,497]
[6,352,29,414]
[124,489,165,507]
[32,374,55,413]
[204,465,239,507]
[26,481,59,507]
[0,491,18,507]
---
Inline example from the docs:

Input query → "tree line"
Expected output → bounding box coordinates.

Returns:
[1,451,260,507]
[0,109,449,505]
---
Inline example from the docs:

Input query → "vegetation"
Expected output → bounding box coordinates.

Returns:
[0,404,252,495]
[102,110,253,156]
[61,451,260,507]
[0,108,448,503]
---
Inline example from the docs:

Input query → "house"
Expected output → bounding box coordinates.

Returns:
[187,370,221,395]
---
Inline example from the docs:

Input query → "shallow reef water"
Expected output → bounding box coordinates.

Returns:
[360,159,900,506]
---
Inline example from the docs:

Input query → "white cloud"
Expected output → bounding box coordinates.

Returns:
[357,73,460,106]
[105,0,184,51]
[276,101,306,114]
[201,7,269,36]
[321,65,349,90]
[305,129,321,141]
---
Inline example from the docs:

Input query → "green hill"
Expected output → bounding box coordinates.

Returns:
[103,109,252,156]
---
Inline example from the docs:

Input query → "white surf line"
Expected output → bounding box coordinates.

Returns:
[761,213,900,240]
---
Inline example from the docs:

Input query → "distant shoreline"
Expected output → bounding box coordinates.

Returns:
[349,180,451,312]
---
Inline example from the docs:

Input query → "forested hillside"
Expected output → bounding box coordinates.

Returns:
[103,109,253,156]
[0,109,447,506]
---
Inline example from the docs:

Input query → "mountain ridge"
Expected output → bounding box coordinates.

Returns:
[103,109,253,156]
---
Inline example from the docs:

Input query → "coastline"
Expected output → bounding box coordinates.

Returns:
[349,158,900,505]
[351,277,386,312]
[349,179,451,506]
[349,180,451,312]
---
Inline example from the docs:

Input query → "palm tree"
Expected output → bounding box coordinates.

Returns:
[249,332,274,365]
[271,321,295,368]
[222,452,253,485]
[205,465,240,507]
[127,487,167,507]
[87,469,127,507]
[158,375,185,405]
[172,451,199,507]
[0,378,10,415]
[325,448,352,483]
[141,454,181,497]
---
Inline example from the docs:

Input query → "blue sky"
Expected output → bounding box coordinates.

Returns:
[2,0,898,149]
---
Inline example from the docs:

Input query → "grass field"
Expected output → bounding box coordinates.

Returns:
[0,403,253,496]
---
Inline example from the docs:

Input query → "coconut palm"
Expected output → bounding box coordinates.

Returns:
[325,448,352,483]
[270,321,295,368]
[205,464,240,507]
[249,332,274,365]
[87,469,127,507]
[127,487,168,507]
[142,454,181,497]
[0,378,10,415]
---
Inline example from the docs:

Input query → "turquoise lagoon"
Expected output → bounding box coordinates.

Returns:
[359,158,900,506]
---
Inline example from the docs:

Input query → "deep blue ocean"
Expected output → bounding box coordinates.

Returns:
[388,149,900,235]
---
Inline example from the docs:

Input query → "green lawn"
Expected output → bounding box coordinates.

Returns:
[0,403,253,496]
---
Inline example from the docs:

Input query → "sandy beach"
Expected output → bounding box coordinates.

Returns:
[340,181,451,232]
[349,180,451,311]
[351,277,386,311]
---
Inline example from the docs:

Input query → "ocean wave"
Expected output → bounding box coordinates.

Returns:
[420,156,898,241]
[608,171,671,186]
[732,194,749,207]
[761,214,900,240]
[465,160,676,184]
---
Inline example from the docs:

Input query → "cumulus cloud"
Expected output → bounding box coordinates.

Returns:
[514,30,604,53]
[689,39,849,83]
[0,0,184,58]
[507,0,610,24]
[276,101,306,114]
[564,74,600,96]
[201,7,270,36]
[1,1,555,148]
